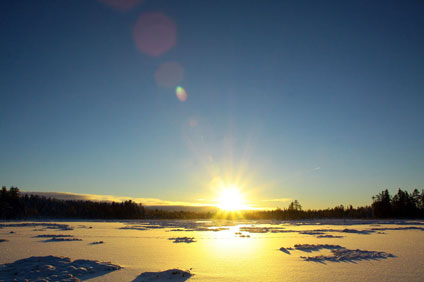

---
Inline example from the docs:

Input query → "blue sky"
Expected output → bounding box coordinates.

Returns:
[1,0,423,209]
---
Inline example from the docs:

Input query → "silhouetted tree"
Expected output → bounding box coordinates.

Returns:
[391,189,418,218]
[372,189,392,218]
[421,190,424,210]
[411,189,422,209]
[288,200,302,211]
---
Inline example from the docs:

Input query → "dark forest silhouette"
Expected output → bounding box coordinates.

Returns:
[1,186,423,220]
[1,186,145,220]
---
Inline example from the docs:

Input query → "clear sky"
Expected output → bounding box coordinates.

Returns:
[1,0,423,209]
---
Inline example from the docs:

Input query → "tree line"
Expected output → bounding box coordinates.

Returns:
[1,186,423,220]
[1,186,145,219]
[371,188,424,218]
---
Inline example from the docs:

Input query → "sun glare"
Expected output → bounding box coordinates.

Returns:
[217,187,248,211]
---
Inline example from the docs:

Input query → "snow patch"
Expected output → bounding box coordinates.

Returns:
[0,256,121,282]
[35,234,74,238]
[0,223,72,231]
[294,244,344,252]
[301,248,394,263]
[281,244,395,263]
[45,237,82,242]
[316,234,344,238]
[90,241,104,245]
[168,237,196,243]
[132,269,192,281]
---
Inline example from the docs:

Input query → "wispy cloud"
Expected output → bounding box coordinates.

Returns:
[262,198,292,203]
[21,191,292,210]
[21,191,209,207]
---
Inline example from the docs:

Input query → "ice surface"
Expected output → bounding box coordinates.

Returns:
[0,219,423,281]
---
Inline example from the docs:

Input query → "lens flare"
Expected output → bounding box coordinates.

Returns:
[176,86,187,102]
[133,12,177,56]
[188,118,198,128]
[155,61,184,88]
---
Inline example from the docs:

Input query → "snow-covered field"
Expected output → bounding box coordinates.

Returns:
[1,219,423,281]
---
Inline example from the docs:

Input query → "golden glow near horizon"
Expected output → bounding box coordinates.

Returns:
[217,186,249,211]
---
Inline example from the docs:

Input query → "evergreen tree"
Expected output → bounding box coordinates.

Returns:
[371,189,392,218]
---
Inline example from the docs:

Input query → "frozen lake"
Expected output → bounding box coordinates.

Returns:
[1,219,423,281]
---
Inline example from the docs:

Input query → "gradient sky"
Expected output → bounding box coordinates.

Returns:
[1,0,424,209]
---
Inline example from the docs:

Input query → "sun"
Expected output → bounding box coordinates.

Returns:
[217,187,248,211]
